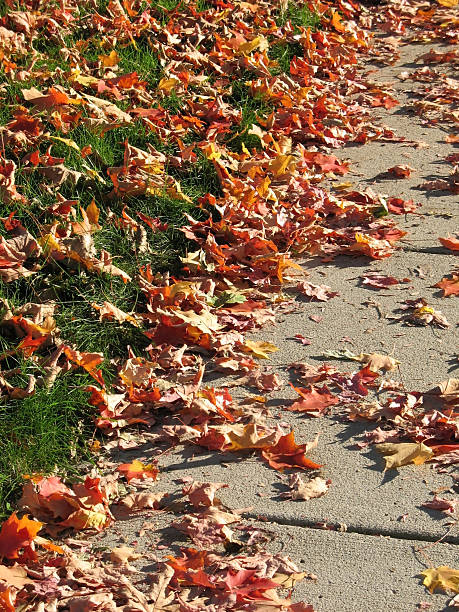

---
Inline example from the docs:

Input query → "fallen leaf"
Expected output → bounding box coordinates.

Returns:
[110,546,142,565]
[242,340,279,359]
[388,164,414,178]
[376,442,434,470]
[182,480,228,507]
[262,432,322,472]
[117,460,159,482]
[439,237,459,252]
[435,273,459,297]
[281,474,331,501]
[421,566,459,594]
[0,513,42,559]
[436,0,458,6]
[422,496,458,514]
[296,282,339,302]
[287,384,339,416]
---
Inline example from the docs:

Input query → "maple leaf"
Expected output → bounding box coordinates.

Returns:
[226,423,281,451]
[0,512,42,559]
[63,346,104,386]
[110,546,142,565]
[375,442,434,470]
[71,200,101,235]
[387,164,414,178]
[281,474,331,501]
[287,384,339,416]
[242,340,279,359]
[296,281,339,302]
[182,479,228,507]
[435,273,459,297]
[117,459,159,482]
[357,353,400,372]
[421,567,459,593]
[22,86,82,109]
[0,586,15,612]
[59,508,111,531]
[439,237,459,251]
[99,50,120,67]
[120,491,168,511]
[0,564,34,589]
[422,495,458,514]
[387,197,419,215]
[92,301,139,325]
[262,432,322,472]
[224,569,279,598]
[361,273,402,289]
[301,152,349,175]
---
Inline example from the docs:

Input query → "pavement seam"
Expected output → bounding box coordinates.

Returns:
[400,245,456,255]
[246,513,459,545]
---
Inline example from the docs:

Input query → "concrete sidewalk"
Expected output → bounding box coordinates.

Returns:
[89,39,458,612]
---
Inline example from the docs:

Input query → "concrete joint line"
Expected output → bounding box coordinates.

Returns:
[246,513,459,546]
[400,246,453,255]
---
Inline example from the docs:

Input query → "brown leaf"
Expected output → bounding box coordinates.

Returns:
[110,546,142,565]
[282,474,331,501]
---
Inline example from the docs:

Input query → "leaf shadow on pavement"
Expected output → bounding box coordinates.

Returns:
[362,449,400,486]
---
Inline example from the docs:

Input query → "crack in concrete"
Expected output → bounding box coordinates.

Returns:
[246,513,459,545]
[400,245,455,255]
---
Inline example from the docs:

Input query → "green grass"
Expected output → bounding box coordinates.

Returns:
[224,81,274,152]
[276,1,321,31]
[0,369,94,518]
[269,2,320,75]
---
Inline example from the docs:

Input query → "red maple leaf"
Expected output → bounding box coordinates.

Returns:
[117,460,159,482]
[224,569,280,599]
[261,432,322,471]
[435,274,459,297]
[439,237,459,252]
[0,512,43,560]
[287,384,339,415]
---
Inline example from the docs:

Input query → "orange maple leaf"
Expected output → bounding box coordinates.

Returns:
[435,274,459,297]
[0,586,15,612]
[117,460,159,482]
[287,384,339,415]
[261,432,322,471]
[0,512,43,560]
[439,237,459,252]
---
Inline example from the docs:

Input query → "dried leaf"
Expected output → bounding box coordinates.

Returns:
[376,442,434,470]
[421,566,459,594]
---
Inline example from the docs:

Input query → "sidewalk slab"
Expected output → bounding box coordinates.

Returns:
[90,512,458,612]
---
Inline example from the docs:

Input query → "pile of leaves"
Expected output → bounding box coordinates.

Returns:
[0,0,457,608]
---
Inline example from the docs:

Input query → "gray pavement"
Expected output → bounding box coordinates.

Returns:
[89,38,458,612]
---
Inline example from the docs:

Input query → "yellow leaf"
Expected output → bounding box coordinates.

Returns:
[331,10,346,32]
[49,135,81,153]
[60,508,111,531]
[227,423,280,450]
[421,567,459,594]
[267,154,295,177]
[86,199,100,226]
[243,339,279,359]
[38,233,61,256]
[437,0,457,6]
[99,50,120,67]
[237,36,269,55]
[158,77,180,94]
[376,442,434,470]
[70,71,99,86]
[333,181,353,191]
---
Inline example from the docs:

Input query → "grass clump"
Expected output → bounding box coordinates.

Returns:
[0,370,94,517]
